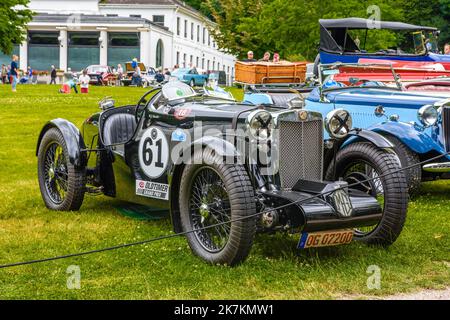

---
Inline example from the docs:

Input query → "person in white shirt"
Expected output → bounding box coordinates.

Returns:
[79,69,91,94]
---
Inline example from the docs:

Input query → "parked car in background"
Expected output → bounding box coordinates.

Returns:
[121,61,156,87]
[36,82,408,266]
[316,18,450,73]
[172,67,208,87]
[83,65,114,85]
[307,63,450,195]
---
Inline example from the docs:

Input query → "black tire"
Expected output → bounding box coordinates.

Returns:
[179,148,256,266]
[325,142,408,246]
[383,135,422,197]
[37,128,86,211]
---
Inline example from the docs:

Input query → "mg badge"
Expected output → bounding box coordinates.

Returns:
[298,110,308,121]
[330,189,353,217]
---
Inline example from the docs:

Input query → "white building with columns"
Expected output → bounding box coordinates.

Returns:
[0,0,236,83]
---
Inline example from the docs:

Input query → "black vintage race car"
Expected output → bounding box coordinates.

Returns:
[36,82,408,266]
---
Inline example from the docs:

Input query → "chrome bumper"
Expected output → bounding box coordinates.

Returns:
[423,162,450,173]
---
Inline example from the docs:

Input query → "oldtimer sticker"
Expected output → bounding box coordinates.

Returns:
[136,180,169,200]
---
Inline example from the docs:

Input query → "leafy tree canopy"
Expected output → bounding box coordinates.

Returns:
[0,0,33,55]
[184,0,450,61]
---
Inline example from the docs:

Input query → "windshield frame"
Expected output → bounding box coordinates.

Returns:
[319,63,403,92]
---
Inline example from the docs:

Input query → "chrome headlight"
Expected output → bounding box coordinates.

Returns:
[247,110,273,140]
[418,105,438,127]
[325,109,353,139]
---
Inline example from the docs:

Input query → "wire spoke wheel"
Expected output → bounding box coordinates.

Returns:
[189,167,231,253]
[44,143,69,204]
[325,142,407,246]
[342,161,384,236]
[38,128,86,211]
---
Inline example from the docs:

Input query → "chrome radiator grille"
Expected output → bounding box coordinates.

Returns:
[278,120,324,189]
[443,107,450,152]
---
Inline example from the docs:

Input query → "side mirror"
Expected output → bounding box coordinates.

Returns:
[374,105,386,118]
[99,97,115,111]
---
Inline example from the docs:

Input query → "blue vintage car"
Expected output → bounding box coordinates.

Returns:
[316,18,450,69]
[244,63,450,195]
[172,68,208,87]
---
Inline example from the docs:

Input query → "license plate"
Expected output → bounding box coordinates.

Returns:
[298,230,354,249]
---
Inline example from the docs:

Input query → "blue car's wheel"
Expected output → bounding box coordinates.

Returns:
[326,142,408,246]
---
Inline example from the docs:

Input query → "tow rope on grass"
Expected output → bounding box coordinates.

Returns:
[1,151,449,270]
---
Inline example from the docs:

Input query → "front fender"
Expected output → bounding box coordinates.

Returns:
[190,136,241,158]
[342,129,394,149]
[36,119,87,167]
[368,121,446,155]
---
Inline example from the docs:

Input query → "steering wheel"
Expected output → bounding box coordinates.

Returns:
[135,88,161,124]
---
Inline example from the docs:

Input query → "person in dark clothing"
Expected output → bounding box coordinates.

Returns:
[155,69,165,83]
[242,51,257,62]
[10,55,19,92]
[50,65,57,84]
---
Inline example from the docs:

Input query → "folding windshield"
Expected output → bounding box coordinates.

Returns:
[319,18,438,55]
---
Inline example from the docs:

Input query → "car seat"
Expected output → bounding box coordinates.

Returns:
[103,113,137,145]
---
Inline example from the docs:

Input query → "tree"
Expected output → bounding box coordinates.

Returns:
[0,0,33,55]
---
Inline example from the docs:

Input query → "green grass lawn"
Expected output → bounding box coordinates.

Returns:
[0,84,448,300]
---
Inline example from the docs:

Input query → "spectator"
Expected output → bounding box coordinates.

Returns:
[1,64,7,84]
[59,78,78,94]
[131,65,142,86]
[243,51,256,62]
[444,43,450,55]
[117,64,123,80]
[10,55,19,92]
[50,65,57,85]
[79,69,90,94]
[260,52,271,62]
[155,69,165,83]
[273,53,280,63]
[164,68,171,81]
[131,58,138,69]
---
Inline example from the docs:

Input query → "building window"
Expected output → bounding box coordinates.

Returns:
[107,32,140,69]
[213,61,216,70]
[177,17,180,36]
[130,14,141,18]
[203,28,206,44]
[156,39,164,68]
[27,31,59,71]
[68,32,100,71]
[218,63,220,70]
[184,20,187,38]
[0,44,19,67]
[196,57,199,68]
[207,60,210,70]
[208,35,211,46]
[153,15,165,26]
[183,53,187,68]
[191,22,194,40]
[106,14,118,17]
[202,58,205,69]
[190,55,193,66]
[176,52,180,65]
[197,25,200,42]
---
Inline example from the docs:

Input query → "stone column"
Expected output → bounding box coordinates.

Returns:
[98,29,108,66]
[139,28,151,66]
[19,37,28,71]
[58,28,68,71]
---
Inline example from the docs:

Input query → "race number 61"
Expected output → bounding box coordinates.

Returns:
[139,127,169,179]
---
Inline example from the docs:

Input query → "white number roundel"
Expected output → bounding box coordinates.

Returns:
[138,127,169,179]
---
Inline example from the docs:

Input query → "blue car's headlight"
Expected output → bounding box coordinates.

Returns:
[417,105,438,127]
